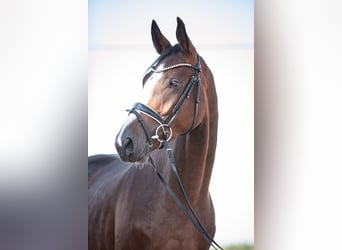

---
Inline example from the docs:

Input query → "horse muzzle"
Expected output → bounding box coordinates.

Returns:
[115,114,153,163]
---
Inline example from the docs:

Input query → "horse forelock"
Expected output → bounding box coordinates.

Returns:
[142,45,181,86]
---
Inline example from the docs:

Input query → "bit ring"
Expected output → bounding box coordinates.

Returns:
[152,124,172,142]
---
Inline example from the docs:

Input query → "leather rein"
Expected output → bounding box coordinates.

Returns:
[126,54,223,250]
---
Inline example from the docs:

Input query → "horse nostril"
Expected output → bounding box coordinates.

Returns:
[116,136,134,161]
[123,137,134,155]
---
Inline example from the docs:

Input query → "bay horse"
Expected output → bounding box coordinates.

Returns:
[88,17,219,250]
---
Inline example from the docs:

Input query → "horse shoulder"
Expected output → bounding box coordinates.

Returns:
[88,154,121,177]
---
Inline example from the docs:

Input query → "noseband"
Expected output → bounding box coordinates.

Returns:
[126,54,201,146]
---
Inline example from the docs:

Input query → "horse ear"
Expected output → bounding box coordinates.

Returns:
[151,20,172,54]
[176,17,196,57]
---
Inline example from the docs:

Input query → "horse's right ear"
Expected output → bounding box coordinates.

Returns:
[151,20,172,54]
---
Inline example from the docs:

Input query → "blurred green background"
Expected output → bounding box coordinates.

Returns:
[210,243,253,250]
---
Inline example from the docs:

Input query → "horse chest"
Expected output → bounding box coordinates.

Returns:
[124,219,203,250]
[89,163,214,250]
[120,199,209,250]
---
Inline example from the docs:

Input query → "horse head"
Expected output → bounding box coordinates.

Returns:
[115,17,208,163]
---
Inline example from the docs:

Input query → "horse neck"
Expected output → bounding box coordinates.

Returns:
[170,66,218,204]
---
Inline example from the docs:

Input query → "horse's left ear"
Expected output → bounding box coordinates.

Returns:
[151,20,172,54]
[176,17,196,57]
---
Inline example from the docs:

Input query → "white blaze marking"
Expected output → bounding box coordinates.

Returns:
[139,71,163,104]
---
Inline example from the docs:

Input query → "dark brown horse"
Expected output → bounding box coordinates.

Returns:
[88,17,219,250]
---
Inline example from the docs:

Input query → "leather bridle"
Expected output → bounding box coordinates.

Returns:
[126,53,201,146]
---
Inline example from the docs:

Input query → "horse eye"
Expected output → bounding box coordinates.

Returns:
[168,78,180,87]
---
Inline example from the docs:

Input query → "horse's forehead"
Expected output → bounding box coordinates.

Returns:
[163,53,186,66]
[145,72,163,90]
[139,71,164,103]
[142,54,180,84]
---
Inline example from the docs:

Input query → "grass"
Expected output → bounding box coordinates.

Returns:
[210,243,254,250]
